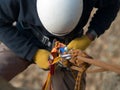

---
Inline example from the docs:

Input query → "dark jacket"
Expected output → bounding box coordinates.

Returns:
[0,0,119,61]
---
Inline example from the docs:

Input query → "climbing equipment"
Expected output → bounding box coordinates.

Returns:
[42,41,120,90]
[42,41,91,90]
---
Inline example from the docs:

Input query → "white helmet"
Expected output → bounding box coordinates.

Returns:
[37,0,83,36]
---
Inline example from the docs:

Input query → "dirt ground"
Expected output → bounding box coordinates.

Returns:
[8,11,120,90]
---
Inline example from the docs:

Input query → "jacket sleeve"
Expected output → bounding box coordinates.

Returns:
[88,0,120,37]
[0,0,39,62]
[0,21,39,62]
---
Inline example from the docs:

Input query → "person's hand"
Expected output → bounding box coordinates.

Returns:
[34,49,51,69]
[67,35,92,50]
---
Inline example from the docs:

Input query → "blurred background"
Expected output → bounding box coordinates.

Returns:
[9,10,120,90]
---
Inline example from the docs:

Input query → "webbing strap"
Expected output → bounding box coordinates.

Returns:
[16,21,52,48]
[42,73,52,90]
[42,57,62,90]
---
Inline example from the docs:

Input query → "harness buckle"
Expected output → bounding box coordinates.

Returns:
[42,35,51,47]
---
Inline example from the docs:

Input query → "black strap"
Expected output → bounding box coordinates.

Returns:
[16,21,83,49]
[16,21,52,48]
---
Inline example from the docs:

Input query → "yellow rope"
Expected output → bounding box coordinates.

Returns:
[42,56,62,90]
[42,72,52,90]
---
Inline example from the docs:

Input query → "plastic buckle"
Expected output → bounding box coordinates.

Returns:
[42,35,51,47]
